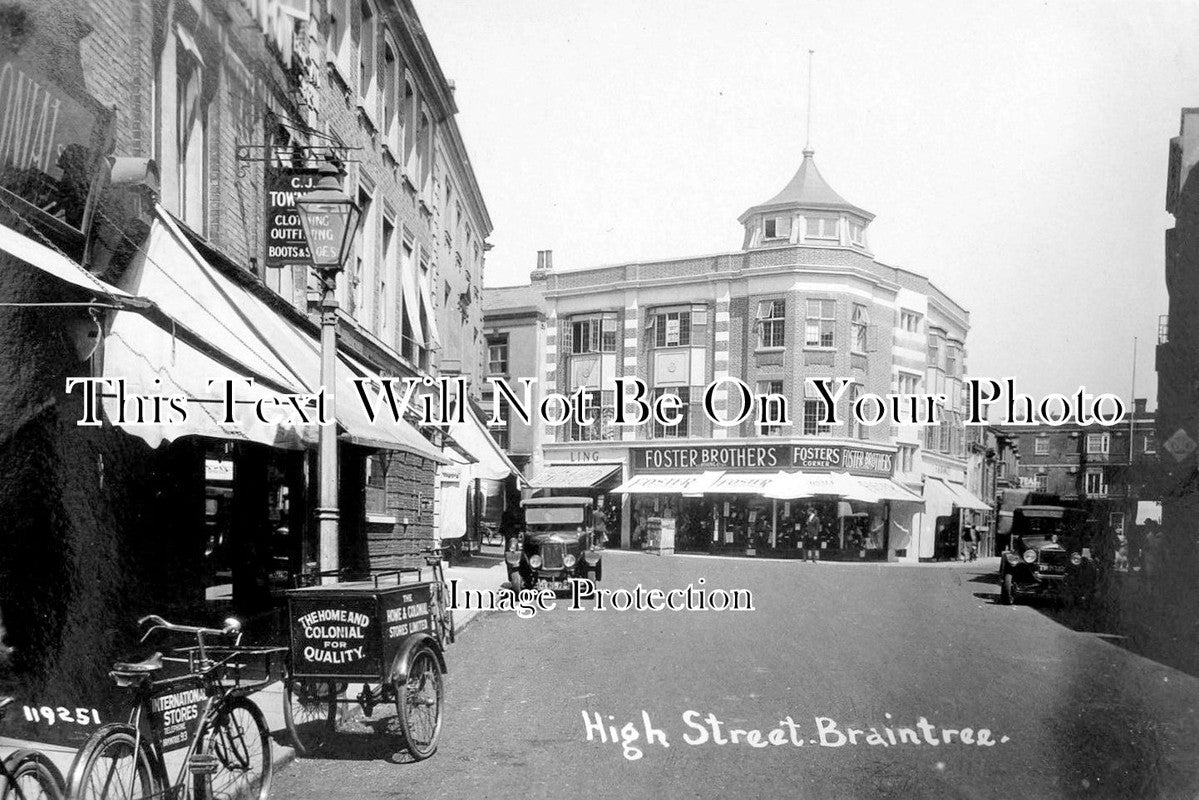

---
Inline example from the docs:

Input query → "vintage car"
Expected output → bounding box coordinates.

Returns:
[506,496,603,592]
[999,505,1098,605]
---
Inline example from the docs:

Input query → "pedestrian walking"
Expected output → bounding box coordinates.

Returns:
[804,506,821,562]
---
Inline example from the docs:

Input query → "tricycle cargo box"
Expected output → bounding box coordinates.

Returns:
[286,581,435,680]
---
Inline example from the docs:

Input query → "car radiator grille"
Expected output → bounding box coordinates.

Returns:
[1038,550,1069,567]
[540,543,565,570]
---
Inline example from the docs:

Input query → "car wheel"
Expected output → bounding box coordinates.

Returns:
[508,569,524,593]
[1000,573,1015,605]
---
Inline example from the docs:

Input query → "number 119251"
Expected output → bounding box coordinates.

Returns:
[21,705,101,726]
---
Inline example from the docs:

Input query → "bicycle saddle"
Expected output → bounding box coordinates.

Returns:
[110,652,164,685]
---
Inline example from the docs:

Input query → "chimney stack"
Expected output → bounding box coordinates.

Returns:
[1134,397,1147,415]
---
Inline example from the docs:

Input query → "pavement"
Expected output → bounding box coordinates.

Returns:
[271,549,1199,800]
[0,553,510,794]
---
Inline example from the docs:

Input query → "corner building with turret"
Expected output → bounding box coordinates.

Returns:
[483,149,986,562]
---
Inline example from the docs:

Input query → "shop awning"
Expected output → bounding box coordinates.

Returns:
[443,403,525,484]
[763,471,877,501]
[705,472,777,494]
[527,463,621,490]
[924,477,989,513]
[945,481,991,511]
[0,220,146,307]
[854,476,923,502]
[102,208,446,462]
[614,471,723,494]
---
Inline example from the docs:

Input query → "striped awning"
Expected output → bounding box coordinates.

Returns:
[528,463,621,490]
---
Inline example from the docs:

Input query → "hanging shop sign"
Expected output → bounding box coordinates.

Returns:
[265,167,319,268]
[631,444,894,477]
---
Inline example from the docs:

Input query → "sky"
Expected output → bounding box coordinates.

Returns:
[413,0,1199,406]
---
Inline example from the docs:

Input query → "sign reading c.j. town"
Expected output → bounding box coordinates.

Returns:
[631,444,895,477]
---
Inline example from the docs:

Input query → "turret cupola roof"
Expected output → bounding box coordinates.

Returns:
[739,149,874,223]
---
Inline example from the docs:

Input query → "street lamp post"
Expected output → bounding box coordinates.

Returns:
[296,159,362,583]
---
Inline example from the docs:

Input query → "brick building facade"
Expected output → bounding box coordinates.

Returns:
[0,0,492,738]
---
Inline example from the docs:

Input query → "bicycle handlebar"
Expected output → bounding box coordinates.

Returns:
[138,614,242,644]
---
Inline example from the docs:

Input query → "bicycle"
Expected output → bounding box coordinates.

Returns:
[0,697,66,800]
[66,615,282,800]
[422,547,455,646]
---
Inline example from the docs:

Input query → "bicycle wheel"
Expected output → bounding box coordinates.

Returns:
[196,696,271,800]
[66,724,160,800]
[394,645,444,760]
[0,750,66,800]
[282,679,338,756]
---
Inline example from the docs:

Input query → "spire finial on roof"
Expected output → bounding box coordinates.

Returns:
[805,49,815,153]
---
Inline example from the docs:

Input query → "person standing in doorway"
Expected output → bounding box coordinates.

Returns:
[804,506,821,562]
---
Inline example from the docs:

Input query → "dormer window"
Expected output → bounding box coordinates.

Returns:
[804,215,839,241]
[763,216,791,241]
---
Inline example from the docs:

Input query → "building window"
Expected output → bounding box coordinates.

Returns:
[570,314,617,354]
[489,424,510,451]
[848,220,866,246]
[402,78,417,173]
[654,310,691,348]
[851,304,869,353]
[1085,468,1107,496]
[1034,473,1047,492]
[896,372,920,399]
[804,299,835,348]
[379,217,395,344]
[757,380,786,437]
[348,185,372,320]
[945,345,960,378]
[418,248,432,371]
[757,299,785,348]
[927,334,942,369]
[358,0,379,125]
[898,444,916,473]
[848,383,866,439]
[487,336,509,375]
[1034,438,1049,456]
[567,391,615,442]
[899,310,921,333]
[418,106,433,195]
[802,399,831,436]
[763,216,791,240]
[173,38,208,233]
[1086,433,1110,454]
[651,387,690,438]
[804,215,839,241]
[996,461,1008,479]
[1143,434,1156,454]
[382,39,400,154]
[1109,511,1125,536]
